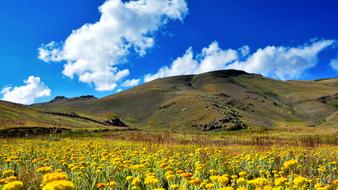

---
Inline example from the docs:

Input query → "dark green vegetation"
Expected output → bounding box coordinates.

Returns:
[1,70,337,134]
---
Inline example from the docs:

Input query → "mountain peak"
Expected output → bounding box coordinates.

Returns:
[50,96,67,103]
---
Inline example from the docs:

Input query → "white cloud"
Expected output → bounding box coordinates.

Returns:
[330,56,338,70]
[38,0,188,91]
[228,39,335,80]
[122,79,141,87]
[1,76,51,105]
[144,41,238,82]
[238,45,250,57]
[38,41,62,62]
[145,39,335,82]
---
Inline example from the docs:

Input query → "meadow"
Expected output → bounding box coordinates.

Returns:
[0,130,337,190]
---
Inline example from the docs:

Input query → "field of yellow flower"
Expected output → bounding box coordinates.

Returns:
[0,138,337,190]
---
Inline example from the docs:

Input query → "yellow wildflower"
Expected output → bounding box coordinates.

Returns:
[131,177,141,186]
[283,160,298,169]
[42,180,75,190]
[2,181,23,190]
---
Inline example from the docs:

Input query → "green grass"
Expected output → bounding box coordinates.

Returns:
[333,103,338,109]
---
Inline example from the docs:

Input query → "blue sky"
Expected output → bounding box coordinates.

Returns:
[0,0,338,104]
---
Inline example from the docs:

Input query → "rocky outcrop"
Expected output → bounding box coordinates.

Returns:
[48,95,97,104]
[193,110,247,131]
[159,102,176,109]
[318,93,338,104]
[104,118,128,127]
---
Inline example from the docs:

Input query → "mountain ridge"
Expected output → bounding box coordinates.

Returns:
[0,69,337,131]
[30,69,338,129]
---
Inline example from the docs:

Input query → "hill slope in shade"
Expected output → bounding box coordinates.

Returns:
[31,70,338,130]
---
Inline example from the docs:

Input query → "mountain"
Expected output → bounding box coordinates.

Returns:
[30,70,338,130]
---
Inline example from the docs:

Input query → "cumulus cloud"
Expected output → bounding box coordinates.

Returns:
[122,79,141,87]
[38,41,62,62]
[330,56,338,70]
[38,0,188,91]
[145,39,335,81]
[1,76,51,105]
[144,41,239,82]
[238,45,250,57]
[229,39,335,80]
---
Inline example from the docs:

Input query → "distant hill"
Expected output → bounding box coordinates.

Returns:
[30,69,338,130]
[36,95,97,105]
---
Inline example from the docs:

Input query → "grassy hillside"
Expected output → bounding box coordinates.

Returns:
[0,100,111,130]
[31,70,338,130]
